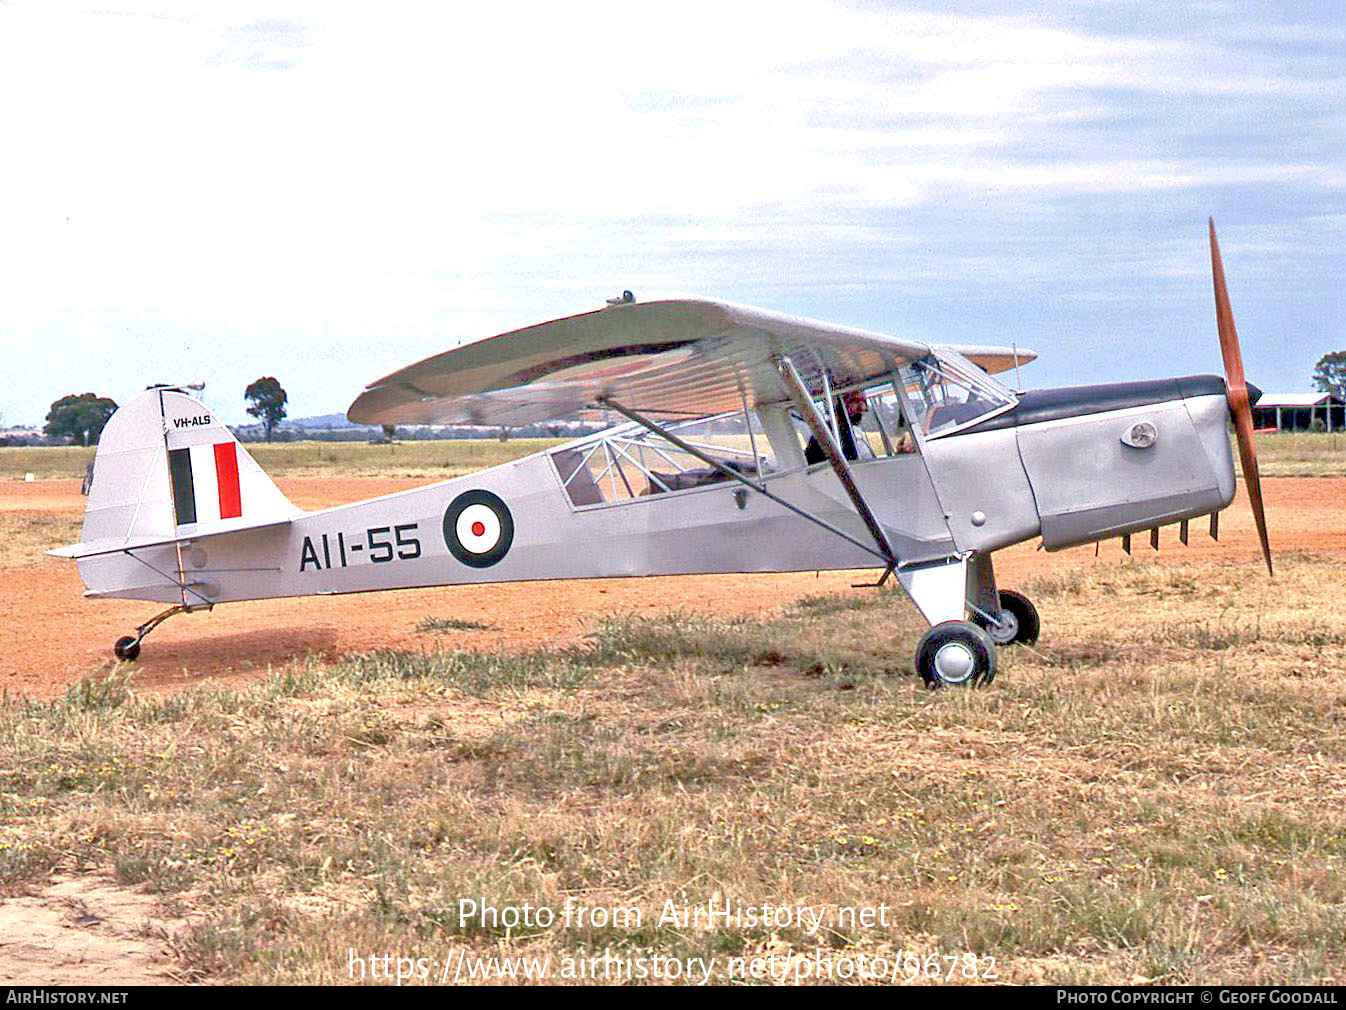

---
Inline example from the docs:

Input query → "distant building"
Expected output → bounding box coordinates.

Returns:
[1252,393,1345,432]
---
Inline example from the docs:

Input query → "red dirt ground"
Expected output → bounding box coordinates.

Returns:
[6,475,1340,698]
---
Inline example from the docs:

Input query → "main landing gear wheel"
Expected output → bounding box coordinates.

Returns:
[915,621,997,688]
[977,589,1040,646]
[113,636,141,663]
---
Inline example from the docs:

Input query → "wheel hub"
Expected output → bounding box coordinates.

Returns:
[989,610,1019,645]
[932,642,976,684]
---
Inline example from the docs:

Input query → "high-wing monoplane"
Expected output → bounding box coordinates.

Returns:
[53,221,1271,687]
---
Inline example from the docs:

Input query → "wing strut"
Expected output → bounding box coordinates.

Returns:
[599,398,893,565]
[773,355,899,576]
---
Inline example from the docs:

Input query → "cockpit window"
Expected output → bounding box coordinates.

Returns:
[897,349,1017,439]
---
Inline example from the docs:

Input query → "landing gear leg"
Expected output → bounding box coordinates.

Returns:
[112,603,199,662]
[897,554,1031,687]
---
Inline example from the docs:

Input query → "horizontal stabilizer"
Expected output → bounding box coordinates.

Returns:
[48,515,293,561]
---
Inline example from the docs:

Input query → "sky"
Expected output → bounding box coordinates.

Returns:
[1,0,1343,426]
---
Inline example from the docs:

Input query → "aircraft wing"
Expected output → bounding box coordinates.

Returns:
[347,299,1037,426]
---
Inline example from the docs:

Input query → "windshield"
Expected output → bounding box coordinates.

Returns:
[896,349,1017,439]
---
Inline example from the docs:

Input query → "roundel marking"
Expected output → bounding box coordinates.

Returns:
[443,490,514,568]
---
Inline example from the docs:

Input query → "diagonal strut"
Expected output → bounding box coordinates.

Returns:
[599,398,893,565]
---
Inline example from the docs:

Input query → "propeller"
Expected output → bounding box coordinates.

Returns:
[1208,218,1273,576]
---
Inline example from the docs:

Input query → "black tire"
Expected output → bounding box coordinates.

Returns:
[976,589,1040,646]
[975,589,1040,646]
[915,621,996,688]
[113,636,141,662]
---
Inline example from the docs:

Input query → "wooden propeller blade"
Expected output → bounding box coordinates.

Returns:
[1209,219,1272,576]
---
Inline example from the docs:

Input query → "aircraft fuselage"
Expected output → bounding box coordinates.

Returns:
[74,378,1236,609]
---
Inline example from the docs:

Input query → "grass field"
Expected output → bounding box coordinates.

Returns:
[3,430,1342,483]
[3,551,1344,984]
[4,427,1344,984]
[0,438,567,482]
[1244,431,1346,476]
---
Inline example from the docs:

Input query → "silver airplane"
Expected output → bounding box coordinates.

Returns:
[53,221,1271,687]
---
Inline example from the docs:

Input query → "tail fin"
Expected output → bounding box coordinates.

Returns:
[54,387,300,557]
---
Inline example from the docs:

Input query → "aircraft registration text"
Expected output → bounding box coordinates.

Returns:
[299,524,421,572]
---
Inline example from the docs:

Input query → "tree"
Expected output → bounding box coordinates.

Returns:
[1313,351,1346,401]
[245,377,288,441]
[44,393,118,446]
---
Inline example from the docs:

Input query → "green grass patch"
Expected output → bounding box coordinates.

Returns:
[415,617,497,634]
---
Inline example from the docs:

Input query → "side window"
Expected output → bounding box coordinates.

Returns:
[856,386,917,455]
[551,409,774,507]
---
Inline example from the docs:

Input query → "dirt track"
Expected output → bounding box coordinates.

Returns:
[9,475,1342,698]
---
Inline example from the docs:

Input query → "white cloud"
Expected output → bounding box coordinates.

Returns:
[0,1,1342,421]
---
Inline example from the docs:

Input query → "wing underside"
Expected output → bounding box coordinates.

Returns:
[348,299,1036,427]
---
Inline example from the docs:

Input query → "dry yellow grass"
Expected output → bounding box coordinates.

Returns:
[244,438,566,478]
[0,439,565,481]
[0,512,80,567]
[3,421,1342,983]
[0,428,1338,482]
[2,551,1343,984]
[1246,432,1346,476]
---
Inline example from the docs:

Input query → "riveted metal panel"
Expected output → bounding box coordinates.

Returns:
[918,426,1040,553]
[1016,400,1227,550]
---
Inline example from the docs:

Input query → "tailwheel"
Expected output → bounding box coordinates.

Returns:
[977,589,1040,646]
[915,621,997,688]
[111,603,196,662]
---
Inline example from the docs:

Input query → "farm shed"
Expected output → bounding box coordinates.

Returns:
[1252,393,1346,432]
